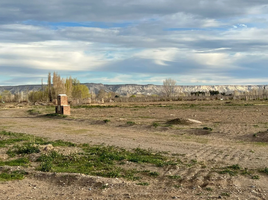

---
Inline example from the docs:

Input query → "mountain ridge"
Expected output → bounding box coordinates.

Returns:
[0,84,267,96]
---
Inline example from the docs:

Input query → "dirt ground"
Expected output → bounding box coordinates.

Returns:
[1,100,268,199]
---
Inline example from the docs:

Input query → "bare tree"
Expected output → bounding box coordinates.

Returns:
[53,72,66,98]
[48,72,52,102]
[97,89,107,99]
[1,90,12,102]
[162,78,177,97]
[65,76,73,98]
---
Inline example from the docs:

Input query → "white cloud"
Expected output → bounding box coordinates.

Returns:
[1,0,268,85]
[0,41,108,71]
[239,23,247,27]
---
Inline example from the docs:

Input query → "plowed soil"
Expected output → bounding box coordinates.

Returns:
[1,100,268,199]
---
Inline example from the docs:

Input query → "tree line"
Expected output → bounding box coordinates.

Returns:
[28,72,91,103]
[1,77,267,103]
[0,72,91,103]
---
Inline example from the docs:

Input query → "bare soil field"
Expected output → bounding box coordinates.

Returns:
[1,100,268,199]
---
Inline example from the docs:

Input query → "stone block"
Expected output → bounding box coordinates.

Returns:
[55,105,71,115]
[58,94,68,106]
[55,94,71,115]
[62,105,71,115]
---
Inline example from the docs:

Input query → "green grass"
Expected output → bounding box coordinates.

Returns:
[217,164,244,176]
[260,167,268,174]
[8,143,41,155]
[0,138,29,148]
[168,175,181,179]
[228,164,241,170]
[82,146,177,167]
[0,131,26,137]
[241,168,252,175]
[0,170,27,181]
[187,159,198,167]
[126,121,136,125]
[37,150,131,178]
[34,145,179,179]
[203,127,213,131]
[103,119,110,123]
[252,175,260,179]
[0,131,33,148]
[1,131,76,158]
[50,140,76,147]
[205,187,213,191]
[152,122,160,128]
[0,157,29,166]
[220,192,230,197]
[253,142,268,146]
[0,130,264,185]
[218,169,238,176]
[149,171,159,177]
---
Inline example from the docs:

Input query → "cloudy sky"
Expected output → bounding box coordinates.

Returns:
[0,0,268,86]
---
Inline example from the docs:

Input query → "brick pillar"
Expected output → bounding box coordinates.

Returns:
[55,94,71,115]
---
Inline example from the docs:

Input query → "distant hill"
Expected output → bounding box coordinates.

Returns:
[0,83,267,96]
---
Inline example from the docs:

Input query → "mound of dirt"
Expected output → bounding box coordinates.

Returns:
[244,130,268,143]
[189,129,212,135]
[166,118,201,125]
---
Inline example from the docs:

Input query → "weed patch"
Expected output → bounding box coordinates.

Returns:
[34,145,179,181]
[149,171,159,177]
[252,175,260,179]
[217,164,242,176]
[126,121,136,126]
[0,138,28,148]
[152,122,160,128]
[8,143,40,155]
[218,169,238,176]
[221,192,230,197]
[103,119,110,123]
[0,169,27,181]
[203,127,213,131]
[0,157,29,166]
[51,140,76,147]
[187,159,198,167]
[228,164,241,170]
[168,175,181,179]
[205,187,213,191]
[260,167,268,174]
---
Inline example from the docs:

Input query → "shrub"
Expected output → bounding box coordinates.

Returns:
[203,127,213,131]
[126,121,135,125]
[152,122,160,128]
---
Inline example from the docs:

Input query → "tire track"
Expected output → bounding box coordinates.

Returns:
[186,144,257,168]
